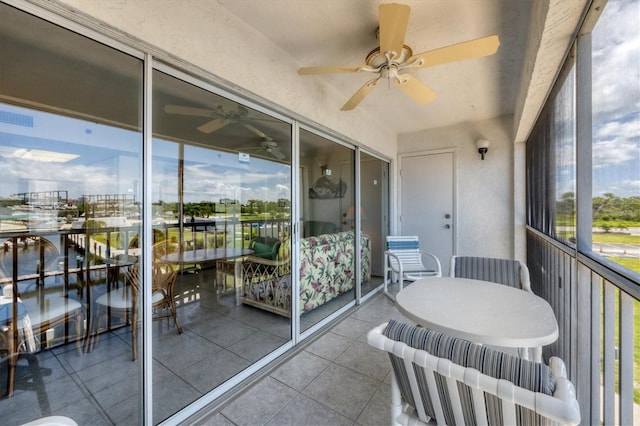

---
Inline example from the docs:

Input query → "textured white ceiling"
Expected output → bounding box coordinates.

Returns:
[218,0,534,134]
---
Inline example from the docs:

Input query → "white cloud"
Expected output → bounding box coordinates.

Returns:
[592,138,640,169]
[592,0,640,118]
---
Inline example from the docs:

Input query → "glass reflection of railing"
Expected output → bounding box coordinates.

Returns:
[159,217,291,253]
[0,219,291,350]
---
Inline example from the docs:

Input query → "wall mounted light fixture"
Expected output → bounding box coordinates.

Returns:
[476,138,490,160]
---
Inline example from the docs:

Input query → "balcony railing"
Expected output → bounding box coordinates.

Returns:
[0,217,291,349]
[527,227,639,425]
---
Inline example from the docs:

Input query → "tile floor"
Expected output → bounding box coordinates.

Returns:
[1,267,397,425]
[190,289,409,426]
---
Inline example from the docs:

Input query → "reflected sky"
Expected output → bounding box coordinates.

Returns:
[0,103,290,204]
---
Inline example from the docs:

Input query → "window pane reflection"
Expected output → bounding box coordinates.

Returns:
[0,4,143,424]
[299,129,356,331]
[152,70,292,419]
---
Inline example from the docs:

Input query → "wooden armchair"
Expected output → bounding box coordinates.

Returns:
[88,258,182,361]
[237,237,291,316]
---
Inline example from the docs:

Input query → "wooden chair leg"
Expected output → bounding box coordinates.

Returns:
[3,352,17,398]
[131,308,137,362]
[169,297,183,334]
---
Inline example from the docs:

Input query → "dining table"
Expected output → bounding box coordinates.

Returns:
[394,276,559,362]
[161,247,253,265]
[161,247,254,292]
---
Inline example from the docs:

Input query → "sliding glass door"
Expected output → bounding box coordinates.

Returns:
[359,151,389,297]
[299,129,356,332]
[0,3,144,424]
[151,70,293,420]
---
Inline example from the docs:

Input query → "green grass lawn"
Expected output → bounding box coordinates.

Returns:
[606,257,640,404]
[593,233,640,245]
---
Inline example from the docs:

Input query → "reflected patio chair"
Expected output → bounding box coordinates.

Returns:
[449,255,531,292]
[383,236,441,299]
[0,235,83,398]
[88,256,183,361]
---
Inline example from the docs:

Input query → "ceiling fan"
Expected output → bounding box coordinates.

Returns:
[297,2,500,111]
[164,104,272,138]
[239,138,286,160]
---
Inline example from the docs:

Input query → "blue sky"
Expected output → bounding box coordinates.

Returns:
[0,1,638,204]
[0,104,290,205]
[591,0,639,198]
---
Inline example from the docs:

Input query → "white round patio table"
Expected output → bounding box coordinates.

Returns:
[395,277,559,361]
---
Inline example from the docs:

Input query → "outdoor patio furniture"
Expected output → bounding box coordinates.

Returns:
[449,255,532,292]
[383,235,441,299]
[1,235,84,397]
[367,320,581,426]
[88,248,182,361]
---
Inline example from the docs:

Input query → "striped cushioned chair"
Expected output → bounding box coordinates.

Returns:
[450,255,532,292]
[383,236,441,299]
[368,319,580,426]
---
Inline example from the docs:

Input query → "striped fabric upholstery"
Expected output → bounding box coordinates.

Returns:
[383,319,555,425]
[386,236,439,275]
[387,239,420,250]
[453,256,521,288]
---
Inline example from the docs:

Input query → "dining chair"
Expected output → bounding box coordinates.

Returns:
[449,255,532,292]
[383,235,441,299]
[88,256,183,361]
[368,320,581,426]
[0,235,84,398]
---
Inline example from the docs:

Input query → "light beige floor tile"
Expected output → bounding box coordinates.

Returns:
[266,393,354,426]
[334,340,391,381]
[221,377,298,426]
[302,363,379,421]
[270,350,330,391]
[305,331,353,361]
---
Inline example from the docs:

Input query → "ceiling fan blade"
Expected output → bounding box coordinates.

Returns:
[298,65,362,75]
[410,35,500,68]
[270,149,286,160]
[378,3,411,57]
[197,118,228,134]
[241,122,269,139]
[164,104,219,118]
[394,74,437,105]
[341,77,381,111]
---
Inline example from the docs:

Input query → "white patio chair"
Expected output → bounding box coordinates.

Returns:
[450,255,532,292]
[383,236,441,299]
[367,320,581,426]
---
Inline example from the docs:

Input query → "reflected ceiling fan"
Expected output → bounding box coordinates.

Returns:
[164,104,272,137]
[239,138,286,160]
[297,2,500,110]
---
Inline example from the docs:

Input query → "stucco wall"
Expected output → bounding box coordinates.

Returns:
[398,115,515,258]
[52,0,396,159]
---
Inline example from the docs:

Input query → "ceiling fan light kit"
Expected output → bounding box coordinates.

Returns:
[297,2,500,110]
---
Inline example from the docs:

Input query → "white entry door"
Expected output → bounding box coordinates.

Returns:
[399,150,455,275]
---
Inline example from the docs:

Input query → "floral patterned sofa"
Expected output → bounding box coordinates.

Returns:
[238,231,371,317]
[299,231,370,313]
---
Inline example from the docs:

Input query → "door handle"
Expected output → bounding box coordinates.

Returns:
[444,213,451,219]
[444,224,450,229]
